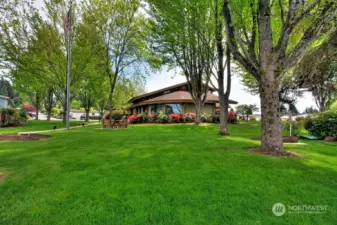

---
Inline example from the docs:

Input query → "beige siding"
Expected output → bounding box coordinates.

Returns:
[184,103,215,115]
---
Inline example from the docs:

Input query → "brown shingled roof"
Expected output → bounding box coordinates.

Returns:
[129,91,238,108]
[128,82,217,103]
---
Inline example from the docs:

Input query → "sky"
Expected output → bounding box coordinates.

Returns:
[33,0,317,114]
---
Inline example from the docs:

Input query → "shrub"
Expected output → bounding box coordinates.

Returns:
[201,113,213,123]
[128,115,137,123]
[51,107,60,117]
[212,112,238,124]
[295,116,305,122]
[239,116,245,121]
[228,111,238,123]
[23,103,36,112]
[150,113,158,122]
[185,113,196,123]
[157,111,168,123]
[136,113,149,123]
[304,116,313,130]
[283,120,300,137]
[104,110,125,120]
[169,113,184,123]
[0,108,25,126]
[20,109,28,121]
[249,116,256,121]
[212,115,220,124]
[307,110,337,138]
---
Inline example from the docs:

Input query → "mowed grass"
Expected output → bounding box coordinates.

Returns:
[0,120,95,134]
[0,122,336,225]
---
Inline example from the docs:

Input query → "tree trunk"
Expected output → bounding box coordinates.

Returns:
[218,95,229,135]
[85,109,90,122]
[219,46,232,135]
[260,72,283,152]
[47,112,51,121]
[62,103,67,123]
[35,92,40,120]
[108,88,113,121]
[215,6,229,136]
[195,100,201,125]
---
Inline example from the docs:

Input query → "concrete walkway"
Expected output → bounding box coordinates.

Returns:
[18,123,99,135]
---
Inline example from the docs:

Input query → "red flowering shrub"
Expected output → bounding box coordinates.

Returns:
[228,111,238,123]
[128,115,137,123]
[23,104,36,112]
[169,113,184,123]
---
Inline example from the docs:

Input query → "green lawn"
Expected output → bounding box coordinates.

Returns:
[0,122,336,225]
[0,120,94,134]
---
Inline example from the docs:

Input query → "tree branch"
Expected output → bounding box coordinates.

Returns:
[222,0,260,80]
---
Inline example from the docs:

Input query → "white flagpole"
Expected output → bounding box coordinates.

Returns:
[66,3,72,130]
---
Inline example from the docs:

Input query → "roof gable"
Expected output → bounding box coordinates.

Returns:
[129,82,217,104]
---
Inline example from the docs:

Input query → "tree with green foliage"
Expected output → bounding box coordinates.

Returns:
[147,0,216,124]
[223,0,337,152]
[236,104,259,121]
[294,30,337,111]
[209,0,232,135]
[83,0,157,121]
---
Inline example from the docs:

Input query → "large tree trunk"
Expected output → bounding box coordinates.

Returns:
[215,4,229,136]
[85,109,90,122]
[218,94,229,135]
[47,112,51,121]
[195,100,202,125]
[260,72,283,152]
[258,1,283,152]
[220,46,232,135]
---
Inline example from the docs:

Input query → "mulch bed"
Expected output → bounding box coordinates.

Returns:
[0,122,27,128]
[248,148,301,158]
[251,136,298,143]
[0,134,51,141]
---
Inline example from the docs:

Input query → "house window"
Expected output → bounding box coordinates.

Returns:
[142,105,148,114]
[166,104,182,114]
[151,104,162,114]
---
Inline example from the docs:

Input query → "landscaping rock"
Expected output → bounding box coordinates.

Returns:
[324,136,337,142]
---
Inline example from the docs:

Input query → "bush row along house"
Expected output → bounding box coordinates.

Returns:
[128,82,238,116]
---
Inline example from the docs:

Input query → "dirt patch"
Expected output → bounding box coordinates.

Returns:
[0,122,27,128]
[0,134,51,141]
[248,148,302,158]
[251,136,298,143]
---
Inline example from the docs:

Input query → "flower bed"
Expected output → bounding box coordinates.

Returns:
[127,112,238,124]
